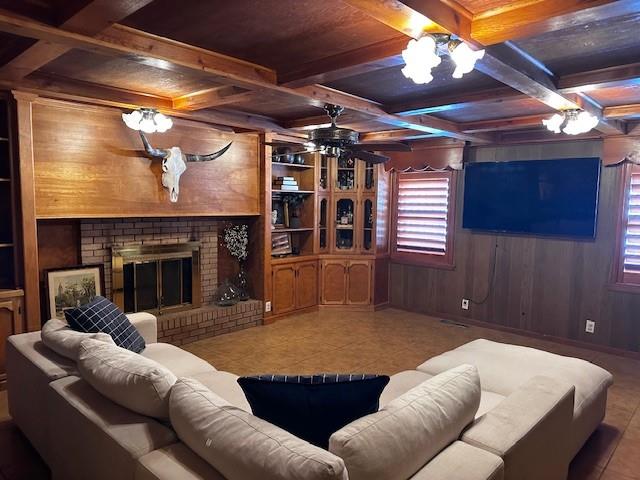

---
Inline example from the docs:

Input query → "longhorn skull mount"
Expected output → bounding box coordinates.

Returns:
[138,131,232,202]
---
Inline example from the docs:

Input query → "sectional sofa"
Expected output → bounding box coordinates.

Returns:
[6,313,612,480]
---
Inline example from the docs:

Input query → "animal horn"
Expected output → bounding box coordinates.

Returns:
[185,142,233,162]
[139,131,167,159]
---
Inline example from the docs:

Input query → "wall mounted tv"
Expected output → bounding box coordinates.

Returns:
[462,158,601,238]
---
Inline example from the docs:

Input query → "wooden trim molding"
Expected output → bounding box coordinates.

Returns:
[13,90,41,330]
[390,170,458,269]
[611,163,640,291]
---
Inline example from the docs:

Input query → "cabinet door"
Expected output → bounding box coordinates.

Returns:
[359,161,377,193]
[321,260,347,304]
[296,261,318,309]
[272,265,297,315]
[333,196,357,253]
[359,196,376,253]
[0,296,23,380]
[347,260,372,305]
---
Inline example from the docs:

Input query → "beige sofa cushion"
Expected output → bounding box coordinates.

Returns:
[190,370,251,412]
[410,441,504,480]
[170,377,348,480]
[141,342,217,377]
[329,364,480,480]
[416,339,613,415]
[42,318,115,361]
[78,338,177,419]
[136,443,226,480]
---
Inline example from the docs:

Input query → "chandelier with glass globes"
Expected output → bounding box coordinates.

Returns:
[401,34,485,85]
[542,109,599,136]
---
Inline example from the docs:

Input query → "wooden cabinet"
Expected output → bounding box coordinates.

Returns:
[347,260,372,304]
[321,260,348,304]
[272,264,297,315]
[271,260,318,315]
[0,289,24,382]
[321,259,372,306]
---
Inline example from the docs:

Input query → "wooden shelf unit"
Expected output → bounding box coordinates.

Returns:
[263,134,390,321]
[0,92,20,291]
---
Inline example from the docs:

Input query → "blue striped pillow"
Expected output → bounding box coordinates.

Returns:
[64,296,145,354]
[238,373,389,448]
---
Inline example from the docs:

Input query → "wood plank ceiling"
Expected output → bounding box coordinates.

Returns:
[0,0,639,143]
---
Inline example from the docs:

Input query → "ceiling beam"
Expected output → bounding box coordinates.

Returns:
[471,0,640,46]
[461,114,549,133]
[0,11,483,141]
[172,86,258,111]
[345,1,626,135]
[0,0,155,81]
[342,0,471,39]
[360,129,439,142]
[279,36,407,87]
[388,86,523,115]
[559,62,640,93]
[604,104,640,119]
[1,73,290,133]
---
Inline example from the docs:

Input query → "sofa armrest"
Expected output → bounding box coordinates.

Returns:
[126,312,158,344]
[461,376,574,480]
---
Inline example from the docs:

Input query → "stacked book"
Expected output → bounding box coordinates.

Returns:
[274,176,299,191]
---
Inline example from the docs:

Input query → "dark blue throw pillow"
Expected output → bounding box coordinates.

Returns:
[64,296,146,353]
[237,373,390,449]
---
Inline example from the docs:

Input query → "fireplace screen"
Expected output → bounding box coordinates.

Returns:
[112,243,201,314]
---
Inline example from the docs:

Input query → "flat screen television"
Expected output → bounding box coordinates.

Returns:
[462,158,600,238]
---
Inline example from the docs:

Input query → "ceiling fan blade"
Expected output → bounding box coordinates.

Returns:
[351,142,411,152]
[351,150,390,164]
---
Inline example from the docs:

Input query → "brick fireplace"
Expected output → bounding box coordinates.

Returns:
[79,217,262,345]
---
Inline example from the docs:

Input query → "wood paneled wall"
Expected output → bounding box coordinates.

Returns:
[390,140,640,353]
[31,98,261,218]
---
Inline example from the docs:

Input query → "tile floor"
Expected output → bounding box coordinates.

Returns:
[1,307,639,479]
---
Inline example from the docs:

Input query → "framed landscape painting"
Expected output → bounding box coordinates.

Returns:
[45,265,105,320]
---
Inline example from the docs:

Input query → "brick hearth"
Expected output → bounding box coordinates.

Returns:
[79,217,262,345]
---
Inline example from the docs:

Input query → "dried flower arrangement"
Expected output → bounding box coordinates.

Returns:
[223,224,249,262]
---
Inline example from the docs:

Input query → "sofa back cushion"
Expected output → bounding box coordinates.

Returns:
[42,318,114,361]
[170,377,348,480]
[65,296,146,353]
[78,338,177,419]
[329,364,481,480]
[238,373,389,448]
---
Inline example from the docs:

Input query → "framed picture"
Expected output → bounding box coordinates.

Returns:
[45,265,105,320]
[271,232,292,256]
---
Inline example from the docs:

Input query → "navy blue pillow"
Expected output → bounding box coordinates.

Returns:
[64,296,146,353]
[237,373,390,449]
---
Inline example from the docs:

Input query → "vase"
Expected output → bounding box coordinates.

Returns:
[236,262,250,301]
[213,280,240,307]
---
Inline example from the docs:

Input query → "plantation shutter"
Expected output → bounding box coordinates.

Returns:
[395,172,451,256]
[623,167,640,283]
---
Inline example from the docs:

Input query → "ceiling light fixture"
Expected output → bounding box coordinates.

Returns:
[448,40,486,79]
[122,108,173,134]
[401,34,485,85]
[542,109,599,135]
[401,35,441,85]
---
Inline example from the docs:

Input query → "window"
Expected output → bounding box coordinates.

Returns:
[391,170,457,268]
[613,165,640,288]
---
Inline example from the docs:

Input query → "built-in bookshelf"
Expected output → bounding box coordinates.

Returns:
[270,150,317,257]
[0,92,19,289]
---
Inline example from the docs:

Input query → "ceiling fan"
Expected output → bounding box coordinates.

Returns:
[265,104,411,164]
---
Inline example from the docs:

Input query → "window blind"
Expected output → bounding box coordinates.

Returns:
[396,174,450,255]
[623,170,640,282]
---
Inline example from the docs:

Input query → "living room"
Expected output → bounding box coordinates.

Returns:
[0,1,639,479]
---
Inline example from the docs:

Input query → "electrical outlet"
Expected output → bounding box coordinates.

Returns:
[265,301,272,313]
[461,299,470,310]
[585,319,595,334]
